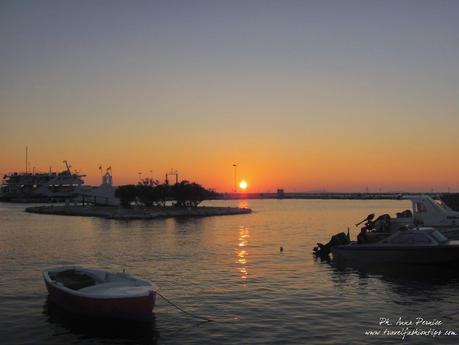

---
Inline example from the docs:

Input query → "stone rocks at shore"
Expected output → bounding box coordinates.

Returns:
[25,205,252,219]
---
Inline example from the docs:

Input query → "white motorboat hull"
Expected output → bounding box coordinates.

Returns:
[332,244,459,265]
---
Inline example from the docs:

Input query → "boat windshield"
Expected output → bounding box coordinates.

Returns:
[431,230,448,243]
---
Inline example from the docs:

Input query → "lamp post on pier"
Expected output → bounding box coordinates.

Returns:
[233,164,237,193]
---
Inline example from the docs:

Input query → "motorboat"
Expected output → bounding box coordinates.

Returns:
[43,267,157,321]
[356,195,459,239]
[332,228,459,265]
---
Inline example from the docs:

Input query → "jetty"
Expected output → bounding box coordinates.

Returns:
[25,205,251,220]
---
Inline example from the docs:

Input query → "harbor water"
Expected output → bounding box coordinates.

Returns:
[1,199,459,344]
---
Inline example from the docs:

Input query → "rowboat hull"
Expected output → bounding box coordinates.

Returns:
[43,267,156,321]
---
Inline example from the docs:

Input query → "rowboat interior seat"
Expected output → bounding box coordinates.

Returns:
[49,269,97,290]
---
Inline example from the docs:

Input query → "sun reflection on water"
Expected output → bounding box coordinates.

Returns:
[237,225,250,280]
[238,200,249,209]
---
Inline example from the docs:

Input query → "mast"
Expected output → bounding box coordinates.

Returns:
[25,146,28,173]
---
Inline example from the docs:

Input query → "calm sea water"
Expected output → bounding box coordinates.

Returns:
[1,199,459,345]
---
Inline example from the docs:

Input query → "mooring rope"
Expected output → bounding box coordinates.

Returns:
[156,291,213,322]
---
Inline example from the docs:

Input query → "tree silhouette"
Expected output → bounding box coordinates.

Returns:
[137,184,156,207]
[172,180,215,207]
[115,181,217,208]
[115,185,138,208]
[154,183,170,207]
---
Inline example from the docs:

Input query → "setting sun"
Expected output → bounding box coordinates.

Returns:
[239,180,248,190]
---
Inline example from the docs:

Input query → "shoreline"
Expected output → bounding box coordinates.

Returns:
[25,205,252,220]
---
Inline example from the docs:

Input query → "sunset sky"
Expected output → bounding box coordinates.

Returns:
[1,1,459,192]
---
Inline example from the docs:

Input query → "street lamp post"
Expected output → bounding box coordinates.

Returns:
[233,164,237,193]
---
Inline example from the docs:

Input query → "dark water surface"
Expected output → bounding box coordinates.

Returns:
[1,200,459,344]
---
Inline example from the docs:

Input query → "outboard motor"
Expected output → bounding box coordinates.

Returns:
[313,232,350,259]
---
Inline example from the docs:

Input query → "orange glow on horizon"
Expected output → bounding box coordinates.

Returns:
[1,130,459,193]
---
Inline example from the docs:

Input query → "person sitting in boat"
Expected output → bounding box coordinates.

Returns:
[355,214,374,243]
[396,209,413,218]
[373,214,391,233]
[358,215,391,243]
